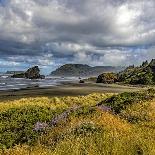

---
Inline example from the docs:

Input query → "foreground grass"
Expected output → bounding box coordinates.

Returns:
[0,90,155,154]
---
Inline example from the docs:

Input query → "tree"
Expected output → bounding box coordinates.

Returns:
[142,60,148,67]
[149,59,155,66]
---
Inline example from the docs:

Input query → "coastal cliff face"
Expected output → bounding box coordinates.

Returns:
[11,66,45,79]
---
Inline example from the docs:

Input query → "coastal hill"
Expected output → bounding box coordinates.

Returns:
[51,64,124,77]
[97,59,155,85]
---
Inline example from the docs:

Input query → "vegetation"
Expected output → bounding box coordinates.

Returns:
[97,59,155,85]
[51,64,124,77]
[118,60,155,85]
[100,88,155,113]
[96,72,118,84]
[0,89,155,154]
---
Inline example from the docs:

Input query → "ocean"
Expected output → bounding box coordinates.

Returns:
[0,74,79,91]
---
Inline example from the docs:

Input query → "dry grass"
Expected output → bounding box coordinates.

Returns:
[1,91,155,155]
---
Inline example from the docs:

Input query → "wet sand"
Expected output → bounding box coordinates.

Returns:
[0,82,146,101]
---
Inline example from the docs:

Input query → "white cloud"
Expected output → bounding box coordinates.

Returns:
[0,0,155,71]
[0,60,20,67]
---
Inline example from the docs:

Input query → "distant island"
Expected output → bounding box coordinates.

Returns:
[6,71,25,74]
[51,64,124,77]
[97,59,155,85]
[11,66,45,79]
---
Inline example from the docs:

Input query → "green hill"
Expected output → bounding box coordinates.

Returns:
[97,59,155,85]
[51,64,124,77]
[118,59,155,85]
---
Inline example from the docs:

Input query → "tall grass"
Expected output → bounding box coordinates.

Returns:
[1,90,155,155]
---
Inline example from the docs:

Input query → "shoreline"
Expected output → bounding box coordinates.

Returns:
[0,81,147,101]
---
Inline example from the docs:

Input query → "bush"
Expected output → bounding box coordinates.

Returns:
[96,72,118,84]
[100,89,155,113]
[0,106,64,149]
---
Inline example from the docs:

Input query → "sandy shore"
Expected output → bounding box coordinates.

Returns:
[0,81,147,101]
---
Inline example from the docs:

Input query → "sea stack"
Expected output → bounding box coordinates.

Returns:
[11,66,45,79]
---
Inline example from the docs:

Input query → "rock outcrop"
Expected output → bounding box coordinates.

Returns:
[11,66,45,79]
[25,66,41,79]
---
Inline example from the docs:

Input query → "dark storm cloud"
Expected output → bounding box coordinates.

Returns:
[0,0,155,71]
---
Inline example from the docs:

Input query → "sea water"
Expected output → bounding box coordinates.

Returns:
[0,74,79,91]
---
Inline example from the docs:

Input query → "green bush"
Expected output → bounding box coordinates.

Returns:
[71,106,96,117]
[0,106,64,149]
[100,89,155,113]
[96,72,118,84]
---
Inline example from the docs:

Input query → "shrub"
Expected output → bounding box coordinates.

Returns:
[96,72,118,84]
[99,89,155,113]
[0,106,64,149]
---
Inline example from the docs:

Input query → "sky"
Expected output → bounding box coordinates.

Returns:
[0,0,155,74]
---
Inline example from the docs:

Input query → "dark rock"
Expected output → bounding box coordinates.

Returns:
[11,66,45,79]
[11,73,25,78]
[79,80,85,83]
[25,66,40,79]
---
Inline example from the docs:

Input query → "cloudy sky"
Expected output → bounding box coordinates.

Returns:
[0,0,155,74]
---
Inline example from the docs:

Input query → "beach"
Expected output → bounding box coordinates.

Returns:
[0,81,146,101]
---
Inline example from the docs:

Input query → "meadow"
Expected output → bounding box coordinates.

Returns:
[0,89,155,155]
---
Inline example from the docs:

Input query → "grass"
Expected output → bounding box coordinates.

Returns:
[0,90,155,154]
[101,88,155,113]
